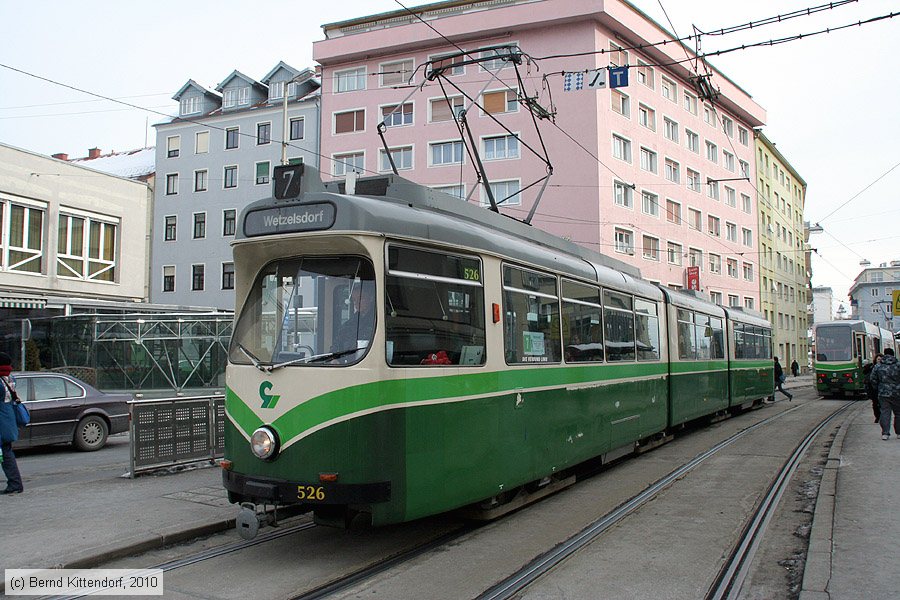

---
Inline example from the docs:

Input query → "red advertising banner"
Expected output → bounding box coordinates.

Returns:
[686,266,700,291]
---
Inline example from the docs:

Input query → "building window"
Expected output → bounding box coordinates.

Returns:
[662,77,677,102]
[163,266,175,292]
[225,127,239,149]
[638,104,656,130]
[289,117,305,140]
[725,186,736,207]
[709,254,721,274]
[268,80,285,101]
[686,129,699,153]
[611,90,630,117]
[725,222,737,242]
[429,52,465,76]
[56,214,117,281]
[688,208,701,231]
[180,96,201,116]
[379,146,413,171]
[256,161,270,185]
[333,152,365,176]
[614,228,634,254]
[728,294,739,307]
[704,104,715,125]
[195,131,209,154]
[742,194,752,213]
[637,61,655,89]
[165,173,178,195]
[380,59,414,86]
[666,199,682,224]
[742,227,753,247]
[739,126,749,146]
[166,136,180,158]
[642,190,659,217]
[486,180,521,206]
[614,180,633,208]
[381,102,413,127]
[683,91,698,115]
[164,216,176,241]
[484,134,520,160]
[687,169,701,192]
[710,291,723,305]
[334,109,365,134]
[667,241,683,265]
[743,262,754,281]
[609,42,629,67]
[194,169,208,192]
[664,117,679,143]
[223,210,236,236]
[689,247,703,269]
[640,147,658,173]
[191,264,205,291]
[721,115,734,137]
[224,165,238,189]
[706,140,718,163]
[257,122,271,145]
[193,213,206,239]
[612,134,632,162]
[222,262,235,290]
[723,151,735,172]
[642,235,660,260]
[483,89,517,114]
[665,158,680,183]
[740,160,750,178]
[432,184,466,200]
[430,96,464,122]
[430,140,464,166]
[334,67,366,93]
[480,46,518,71]
[707,180,719,200]
[223,87,249,108]
[708,215,721,237]
[744,297,754,309]
[727,258,738,278]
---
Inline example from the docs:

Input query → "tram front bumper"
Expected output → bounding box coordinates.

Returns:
[223,469,391,506]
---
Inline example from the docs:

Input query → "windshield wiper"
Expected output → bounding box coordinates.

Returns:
[269,348,362,370]
[238,344,272,373]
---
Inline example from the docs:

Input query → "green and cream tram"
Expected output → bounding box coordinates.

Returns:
[222,165,773,531]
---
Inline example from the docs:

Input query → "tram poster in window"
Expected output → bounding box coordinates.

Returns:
[502,265,561,364]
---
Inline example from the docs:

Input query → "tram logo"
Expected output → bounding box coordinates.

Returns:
[259,381,281,409]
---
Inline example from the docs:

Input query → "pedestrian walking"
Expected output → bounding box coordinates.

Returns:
[870,347,900,441]
[0,351,23,494]
[774,357,793,401]
[791,359,800,377]
[864,354,884,423]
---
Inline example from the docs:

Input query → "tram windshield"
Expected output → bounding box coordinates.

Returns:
[229,256,376,367]
[815,326,851,362]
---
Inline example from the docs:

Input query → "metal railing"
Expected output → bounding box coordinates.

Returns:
[128,394,225,477]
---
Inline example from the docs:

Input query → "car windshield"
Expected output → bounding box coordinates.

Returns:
[229,256,376,367]
[816,326,851,362]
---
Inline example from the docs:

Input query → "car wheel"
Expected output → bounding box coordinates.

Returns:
[74,415,109,451]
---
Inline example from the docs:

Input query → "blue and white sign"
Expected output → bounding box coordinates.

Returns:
[609,66,629,88]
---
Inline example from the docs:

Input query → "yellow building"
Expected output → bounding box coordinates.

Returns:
[755,131,810,368]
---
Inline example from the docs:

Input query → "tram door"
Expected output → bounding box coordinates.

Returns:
[854,332,868,366]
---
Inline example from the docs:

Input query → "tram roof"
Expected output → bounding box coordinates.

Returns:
[236,168,662,300]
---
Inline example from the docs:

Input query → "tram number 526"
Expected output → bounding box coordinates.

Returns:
[297,485,326,501]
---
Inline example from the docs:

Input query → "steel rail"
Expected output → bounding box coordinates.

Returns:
[476,402,816,600]
[705,400,855,600]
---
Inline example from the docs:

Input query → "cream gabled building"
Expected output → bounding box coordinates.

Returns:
[755,131,810,366]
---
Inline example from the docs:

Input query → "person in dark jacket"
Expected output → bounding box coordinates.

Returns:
[791,359,800,377]
[871,347,900,441]
[0,351,23,494]
[774,357,793,401]
[864,354,884,423]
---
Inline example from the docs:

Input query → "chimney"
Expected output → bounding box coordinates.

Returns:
[88,147,102,159]
[52,153,69,161]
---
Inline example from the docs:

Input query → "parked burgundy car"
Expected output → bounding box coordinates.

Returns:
[11,372,132,451]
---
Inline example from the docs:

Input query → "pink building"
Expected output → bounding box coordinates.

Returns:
[313,0,765,308]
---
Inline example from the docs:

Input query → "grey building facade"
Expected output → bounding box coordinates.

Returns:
[849,261,900,334]
[151,62,320,309]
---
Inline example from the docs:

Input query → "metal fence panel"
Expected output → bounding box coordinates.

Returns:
[129,395,225,477]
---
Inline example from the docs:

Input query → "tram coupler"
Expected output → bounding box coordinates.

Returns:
[235,502,277,540]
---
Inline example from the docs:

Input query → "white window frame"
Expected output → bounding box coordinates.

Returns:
[334,66,366,93]
[640,147,658,174]
[642,190,659,217]
[613,180,633,209]
[612,133,632,163]
[194,131,209,154]
[483,179,521,207]
[380,58,415,87]
[614,227,634,254]
[429,139,464,167]
[482,133,520,161]
[379,145,414,172]
[332,151,365,176]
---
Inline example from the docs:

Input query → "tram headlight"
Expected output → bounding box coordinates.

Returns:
[250,426,279,460]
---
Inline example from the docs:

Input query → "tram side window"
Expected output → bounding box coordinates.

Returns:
[677,309,697,359]
[759,327,773,359]
[561,279,603,362]
[709,316,725,359]
[603,290,635,361]
[503,266,561,364]
[733,323,745,358]
[634,298,660,361]
[695,314,712,359]
[385,246,485,366]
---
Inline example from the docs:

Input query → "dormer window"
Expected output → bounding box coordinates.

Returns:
[268,81,299,101]
[223,87,250,108]
[179,96,201,116]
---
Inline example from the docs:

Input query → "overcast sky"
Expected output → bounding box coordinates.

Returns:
[1,0,898,314]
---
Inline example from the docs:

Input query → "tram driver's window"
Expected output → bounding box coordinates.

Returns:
[502,266,561,364]
[385,246,485,366]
